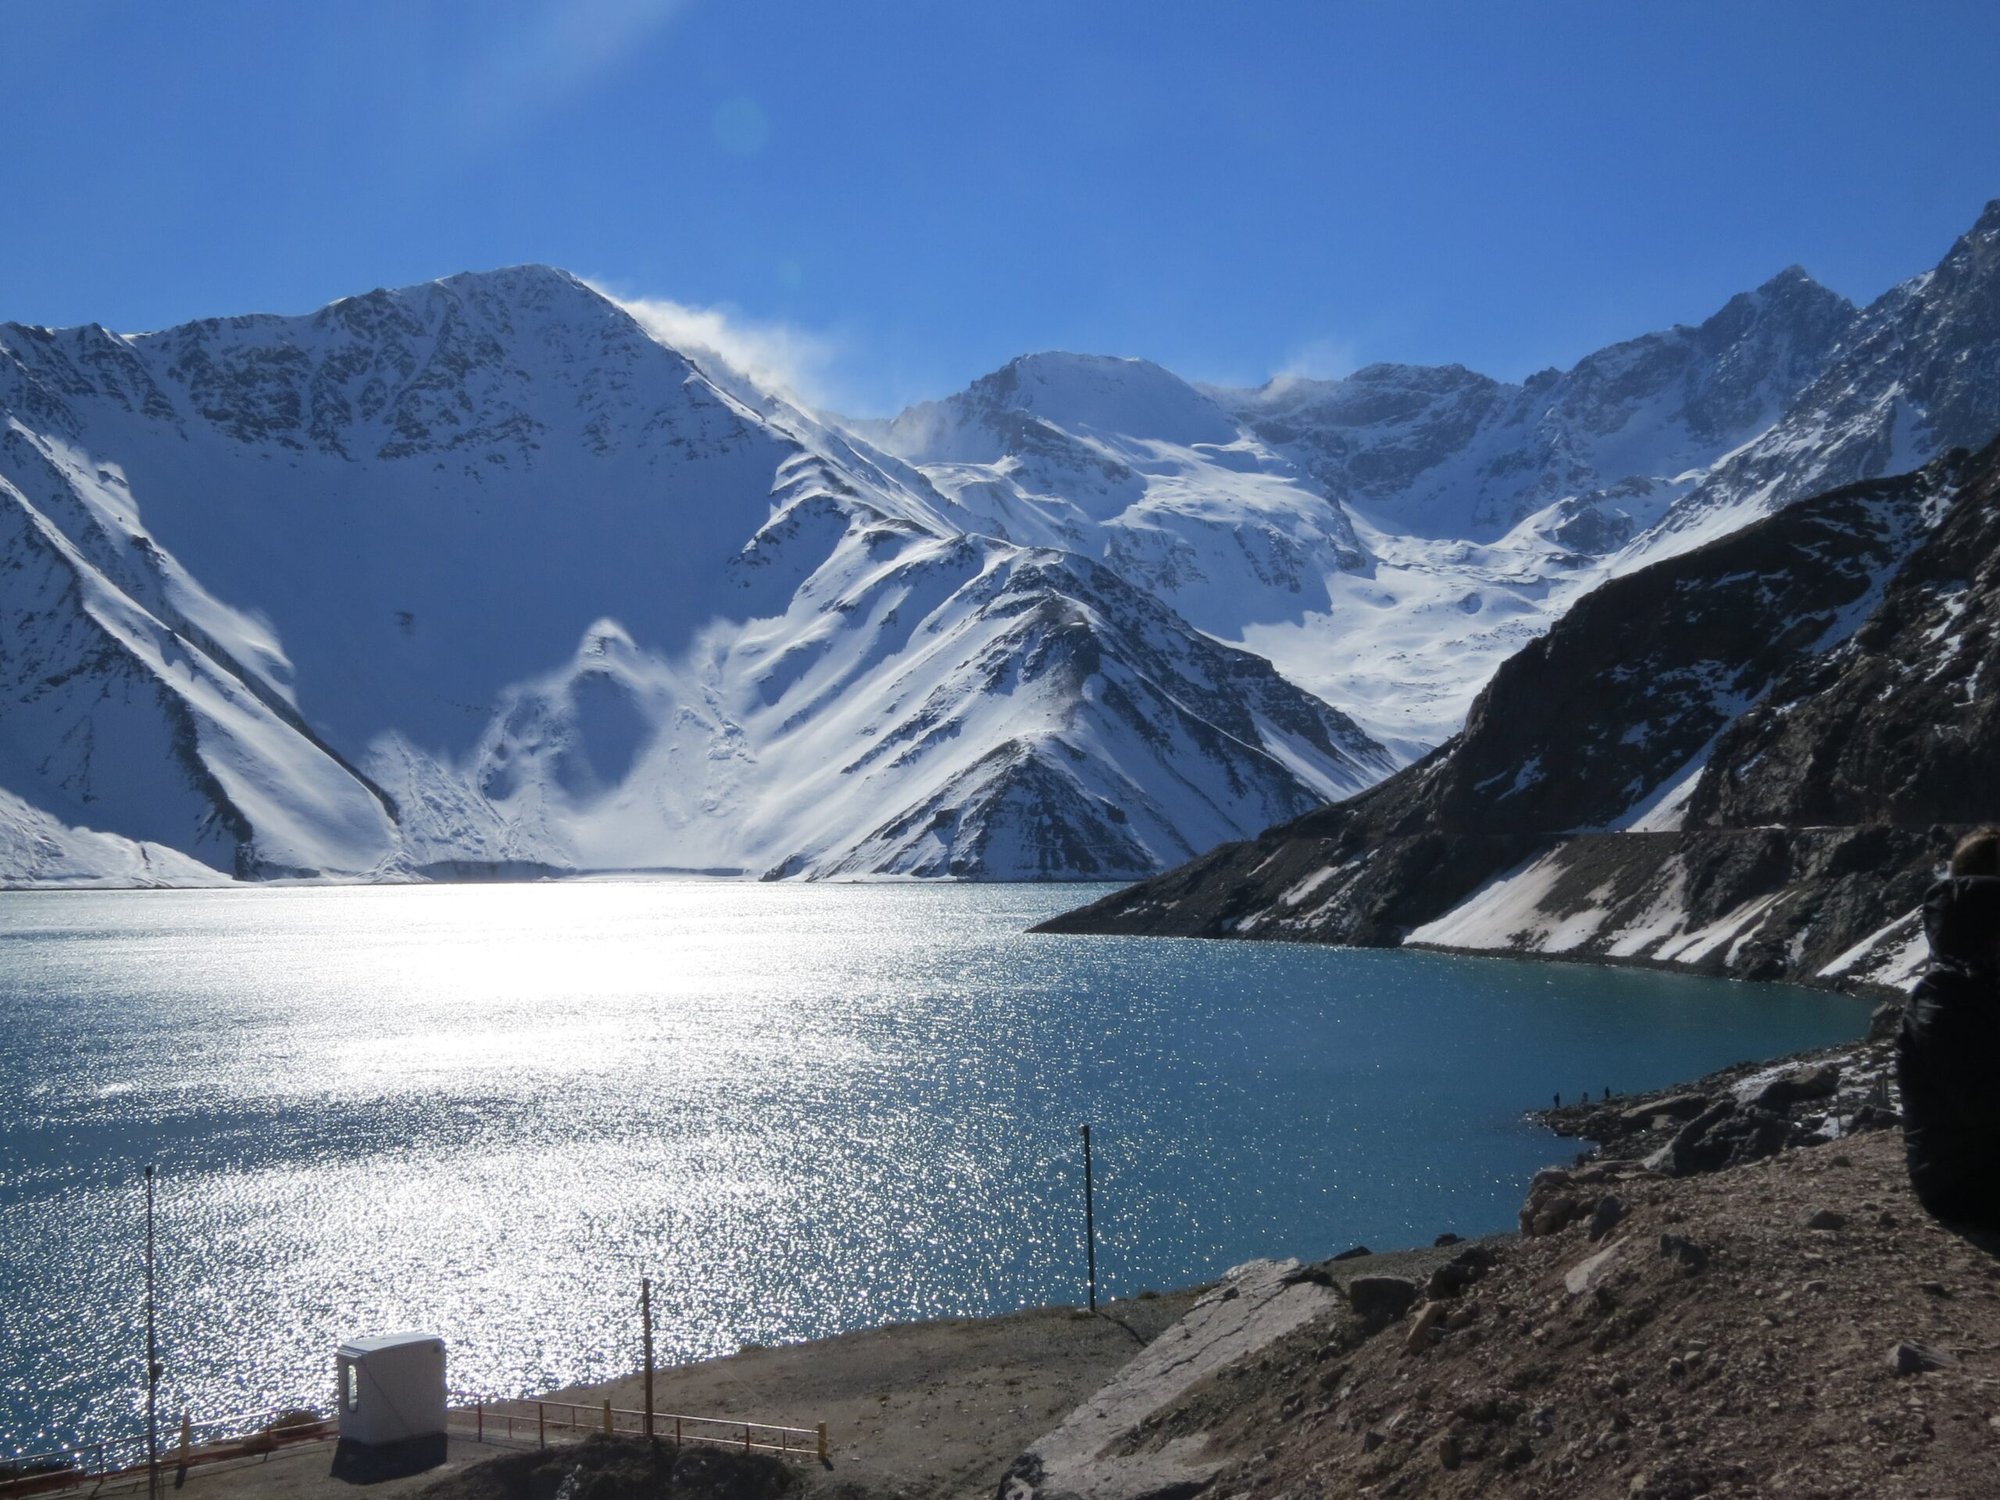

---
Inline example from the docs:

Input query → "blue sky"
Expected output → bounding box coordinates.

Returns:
[6,0,1999,415]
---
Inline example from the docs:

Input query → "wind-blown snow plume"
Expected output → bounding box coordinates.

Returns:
[610,289,841,407]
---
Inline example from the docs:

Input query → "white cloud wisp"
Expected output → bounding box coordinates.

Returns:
[608,291,842,410]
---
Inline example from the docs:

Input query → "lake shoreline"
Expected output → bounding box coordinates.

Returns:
[1,882,1872,1461]
[514,1021,1903,1496]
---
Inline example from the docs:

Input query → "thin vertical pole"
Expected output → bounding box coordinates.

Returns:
[640,1276,655,1439]
[1079,1125,1097,1314]
[144,1165,160,1500]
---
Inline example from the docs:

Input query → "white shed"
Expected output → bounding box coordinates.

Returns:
[335,1333,448,1448]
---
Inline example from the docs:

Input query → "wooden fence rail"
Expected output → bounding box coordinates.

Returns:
[2,1397,825,1499]
[453,1399,826,1463]
[0,1408,330,1499]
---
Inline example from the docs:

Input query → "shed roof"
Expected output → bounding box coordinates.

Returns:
[337,1332,444,1358]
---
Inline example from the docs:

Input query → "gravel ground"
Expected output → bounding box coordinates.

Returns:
[1127,1128,2000,1500]
[548,1291,1209,1499]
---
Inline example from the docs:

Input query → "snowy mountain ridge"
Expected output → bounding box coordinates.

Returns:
[0,270,1387,884]
[7,201,2000,888]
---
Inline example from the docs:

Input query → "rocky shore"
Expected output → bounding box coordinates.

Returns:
[372,1013,2000,1500]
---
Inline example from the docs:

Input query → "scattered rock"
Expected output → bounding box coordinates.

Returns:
[1659,1234,1709,1274]
[1588,1193,1625,1242]
[1622,1093,1710,1128]
[1754,1063,1842,1113]
[1805,1209,1848,1231]
[1405,1301,1448,1354]
[1565,1238,1627,1296]
[1425,1244,1496,1300]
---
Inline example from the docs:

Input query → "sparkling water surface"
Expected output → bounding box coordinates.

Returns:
[0,881,1868,1452]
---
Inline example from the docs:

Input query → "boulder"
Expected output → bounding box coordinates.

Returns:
[1521,1169,1592,1236]
[1564,1238,1627,1296]
[1347,1276,1420,1330]
[1621,1092,1710,1128]
[1659,1234,1710,1274]
[1426,1242,1499,1299]
[1754,1064,1842,1113]
[1647,1099,1808,1176]
[1890,1341,1952,1375]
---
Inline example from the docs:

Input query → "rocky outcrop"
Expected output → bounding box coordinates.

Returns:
[1540,1037,1900,1176]
[998,1257,1342,1500]
[1039,436,2000,990]
[1030,1125,2000,1500]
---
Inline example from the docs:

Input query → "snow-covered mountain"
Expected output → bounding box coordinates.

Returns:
[8,201,2000,889]
[874,267,1863,749]
[0,270,1386,884]
[1218,264,1856,544]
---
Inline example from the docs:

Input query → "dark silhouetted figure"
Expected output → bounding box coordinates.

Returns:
[1898,827,2000,1231]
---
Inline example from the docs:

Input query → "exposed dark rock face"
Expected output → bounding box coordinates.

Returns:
[1657,199,2000,543]
[1687,446,2000,830]
[1039,438,2000,990]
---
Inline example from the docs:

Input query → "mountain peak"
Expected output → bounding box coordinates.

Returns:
[1742,264,1851,320]
[1758,264,1817,292]
[431,263,597,298]
[965,350,1238,445]
[315,265,619,331]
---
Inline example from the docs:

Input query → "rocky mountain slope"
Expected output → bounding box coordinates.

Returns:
[1039,435,2000,990]
[1037,1124,2000,1500]
[1646,198,2000,559]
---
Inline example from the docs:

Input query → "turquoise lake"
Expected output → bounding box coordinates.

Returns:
[0,881,1869,1457]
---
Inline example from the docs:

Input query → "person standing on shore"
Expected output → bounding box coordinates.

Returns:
[1897,827,2000,1230]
